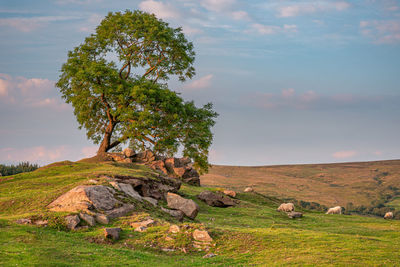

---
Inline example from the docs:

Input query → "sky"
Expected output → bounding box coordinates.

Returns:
[0,0,399,166]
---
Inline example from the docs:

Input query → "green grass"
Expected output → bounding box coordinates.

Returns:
[1,161,400,266]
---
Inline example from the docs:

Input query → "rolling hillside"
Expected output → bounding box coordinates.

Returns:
[201,160,400,207]
[1,160,400,266]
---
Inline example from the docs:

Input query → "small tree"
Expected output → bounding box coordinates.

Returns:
[56,10,217,172]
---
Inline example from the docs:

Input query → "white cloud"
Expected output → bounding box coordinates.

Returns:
[0,16,79,32]
[282,88,295,98]
[360,20,400,44]
[182,25,204,35]
[277,1,350,17]
[201,0,236,12]
[248,23,298,35]
[332,150,357,159]
[0,73,69,110]
[231,10,250,21]
[185,74,213,89]
[300,90,318,102]
[139,0,181,19]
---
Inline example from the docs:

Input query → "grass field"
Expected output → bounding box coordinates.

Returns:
[201,160,400,207]
[1,161,400,266]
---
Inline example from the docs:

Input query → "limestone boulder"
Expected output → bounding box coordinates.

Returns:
[166,192,199,219]
[48,185,120,213]
[104,228,121,240]
[95,214,110,224]
[79,213,96,226]
[197,191,238,207]
[161,207,184,221]
[123,148,135,158]
[193,229,213,242]
[109,182,143,202]
[65,215,80,230]
[105,204,135,219]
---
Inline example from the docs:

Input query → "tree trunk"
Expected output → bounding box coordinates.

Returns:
[97,123,114,154]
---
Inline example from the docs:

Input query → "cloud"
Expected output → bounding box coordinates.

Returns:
[277,1,350,17]
[139,0,181,19]
[248,23,298,35]
[200,0,236,12]
[0,16,79,32]
[56,0,102,4]
[79,13,103,32]
[182,25,204,36]
[185,74,213,89]
[332,150,357,159]
[282,88,295,98]
[360,20,400,44]
[231,11,250,21]
[0,73,69,110]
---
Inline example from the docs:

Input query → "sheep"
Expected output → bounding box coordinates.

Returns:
[384,212,393,219]
[277,203,295,212]
[326,206,342,214]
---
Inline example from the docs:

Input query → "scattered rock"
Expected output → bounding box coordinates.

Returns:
[65,215,80,230]
[108,153,126,162]
[95,214,110,224]
[244,187,254,193]
[75,225,89,231]
[287,211,303,219]
[193,229,213,242]
[16,218,32,225]
[150,160,168,175]
[384,212,393,219]
[123,148,135,158]
[105,204,135,219]
[134,150,155,163]
[143,197,158,207]
[79,213,96,226]
[183,177,201,186]
[48,185,121,213]
[173,167,186,177]
[203,253,217,258]
[130,219,155,228]
[197,191,238,207]
[104,228,121,240]
[134,226,147,232]
[223,190,236,198]
[161,207,184,221]
[166,192,199,219]
[34,220,48,226]
[164,158,175,173]
[169,224,180,234]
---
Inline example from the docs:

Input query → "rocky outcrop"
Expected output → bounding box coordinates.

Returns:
[166,192,199,219]
[105,149,201,186]
[197,191,238,207]
[48,185,120,213]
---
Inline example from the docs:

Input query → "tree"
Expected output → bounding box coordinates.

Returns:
[56,10,217,172]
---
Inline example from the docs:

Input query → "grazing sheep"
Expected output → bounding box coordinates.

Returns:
[384,212,393,220]
[326,206,342,214]
[277,203,295,212]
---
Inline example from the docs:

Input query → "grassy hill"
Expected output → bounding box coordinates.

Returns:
[1,161,400,266]
[201,160,400,208]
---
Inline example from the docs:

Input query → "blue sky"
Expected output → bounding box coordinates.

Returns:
[0,0,399,166]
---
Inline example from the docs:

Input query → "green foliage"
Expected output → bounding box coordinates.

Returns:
[0,162,39,176]
[56,10,217,173]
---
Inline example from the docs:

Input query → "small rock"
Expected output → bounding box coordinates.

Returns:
[161,207,184,221]
[134,226,147,232]
[197,191,237,207]
[169,224,180,234]
[143,197,158,207]
[161,248,175,252]
[203,253,217,258]
[104,227,121,240]
[79,213,96,226]
[65,215,80,230]
[287,211,303,219]
[166,192,199,219]
[75,226,89,231]
[130,219,155,228]
[106,204,135,219]
[223,190,236,198]
[193,229,213,242]
[95,214,110,224]
[123,148,135,158]
[87,179,98,184]
[34,220,48,226]
[244,187,254,193]
[16,218,31,224]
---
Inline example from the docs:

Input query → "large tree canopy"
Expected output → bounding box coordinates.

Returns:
[56,10,217,172]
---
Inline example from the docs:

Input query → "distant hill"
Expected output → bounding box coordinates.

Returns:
[201,160,400,207]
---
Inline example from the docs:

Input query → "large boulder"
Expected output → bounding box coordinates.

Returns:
[161,207,184,221]
[166,192,199,219]
[197,191,238,207]
[48,185,120,212]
